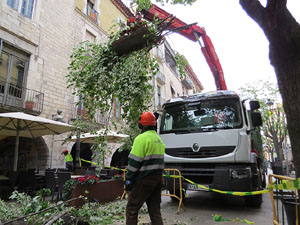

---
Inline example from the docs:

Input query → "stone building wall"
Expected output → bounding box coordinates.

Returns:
[0,0,125,170]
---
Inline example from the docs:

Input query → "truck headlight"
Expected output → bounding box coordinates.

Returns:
[230,167,251,179]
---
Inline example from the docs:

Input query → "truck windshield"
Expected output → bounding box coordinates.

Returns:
[160,98,243,133]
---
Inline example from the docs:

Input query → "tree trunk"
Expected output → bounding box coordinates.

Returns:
[239,0,300,177]
[273,132,284,163]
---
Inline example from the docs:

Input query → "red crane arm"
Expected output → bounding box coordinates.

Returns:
[141,4,227,90]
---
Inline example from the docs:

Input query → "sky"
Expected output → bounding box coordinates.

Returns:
[154,0,300,93]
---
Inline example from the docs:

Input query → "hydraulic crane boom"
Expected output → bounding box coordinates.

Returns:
[141,4,227,90]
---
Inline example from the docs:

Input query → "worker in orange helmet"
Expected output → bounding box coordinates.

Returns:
[125,111,165,225]
[62,149,73,172]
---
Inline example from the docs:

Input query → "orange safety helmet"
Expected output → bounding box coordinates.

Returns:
[139,111,157,126]
[62,149,68,155]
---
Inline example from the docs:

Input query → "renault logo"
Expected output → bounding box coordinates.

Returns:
[192,143,200,152]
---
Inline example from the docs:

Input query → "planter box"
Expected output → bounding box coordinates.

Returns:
[69,179,124,207]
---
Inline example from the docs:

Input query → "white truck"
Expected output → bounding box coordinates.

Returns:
[159,90,265,207]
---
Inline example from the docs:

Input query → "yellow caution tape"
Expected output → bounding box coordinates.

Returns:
[79,158,98,165]
[104,166,127,172]
[269,178,300,190]
[77,159,300,196]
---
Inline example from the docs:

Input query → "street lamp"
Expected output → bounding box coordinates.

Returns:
[50,110,64,169]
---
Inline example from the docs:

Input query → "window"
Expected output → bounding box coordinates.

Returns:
[86,0,99,24]
[85,30,96,44]
[0,43,29,99]
[165,48,178,76]
[7,0,35,19]
[160,98,243,133]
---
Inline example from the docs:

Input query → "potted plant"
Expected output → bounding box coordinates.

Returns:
[25,100,35,110]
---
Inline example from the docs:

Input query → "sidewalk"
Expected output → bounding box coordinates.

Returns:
[139,191,275,225]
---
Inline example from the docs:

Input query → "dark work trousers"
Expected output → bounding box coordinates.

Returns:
[66,162,73,172]
[126,170,163,225]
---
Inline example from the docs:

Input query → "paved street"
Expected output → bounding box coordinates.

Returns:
[139,190,279,225]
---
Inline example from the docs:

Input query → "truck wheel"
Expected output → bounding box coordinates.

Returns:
[245,194,262,207]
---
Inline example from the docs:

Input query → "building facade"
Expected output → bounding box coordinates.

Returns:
[0,0,132,170]
[151,41,203,113]
[0,0,203,171]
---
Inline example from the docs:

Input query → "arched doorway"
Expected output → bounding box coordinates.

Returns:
[70,143,93,168]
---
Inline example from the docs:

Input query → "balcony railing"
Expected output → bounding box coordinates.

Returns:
[87,5,99,24]
[0,81,44,114]
[156,71,165,85]
[182,76,193,90]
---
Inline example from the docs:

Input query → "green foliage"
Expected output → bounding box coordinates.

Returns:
[0,191,148,225]
[74,200,148,225]
[174,52,188,78]
[239,80,287,161]
[67,19,161,168]
[0,190,66,225]
[67,12,191,169]
[131,0,197,11]
[62,178,78,200]
[67,23,159,128]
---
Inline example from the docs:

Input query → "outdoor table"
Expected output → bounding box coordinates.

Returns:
[0,175,9,180]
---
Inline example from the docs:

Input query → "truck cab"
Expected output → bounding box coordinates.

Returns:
[159,90,265,207]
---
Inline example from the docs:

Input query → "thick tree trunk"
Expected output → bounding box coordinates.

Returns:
[240,0,300,177]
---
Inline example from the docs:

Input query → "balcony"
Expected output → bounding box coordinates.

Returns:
[87,5,99,24]
[182,76,193,90]
[0,81,44,115]
[156,71,165,85]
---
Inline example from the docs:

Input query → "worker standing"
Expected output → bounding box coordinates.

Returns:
[125,111,165,225]
[62,149,73,172]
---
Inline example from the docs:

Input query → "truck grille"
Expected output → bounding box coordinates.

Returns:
[165,146,236,158]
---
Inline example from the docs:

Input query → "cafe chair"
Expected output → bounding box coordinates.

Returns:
[17,169,37,196]
[57,171,71,201]
[45,170,57,201]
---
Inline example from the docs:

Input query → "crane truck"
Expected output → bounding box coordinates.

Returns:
[141,4,266,207]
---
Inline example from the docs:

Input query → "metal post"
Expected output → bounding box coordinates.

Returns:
[50,134,54,169]
[13,120,20,171]
[75,95,82,168]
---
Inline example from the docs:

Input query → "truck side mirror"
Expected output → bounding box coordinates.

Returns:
[251,112,263,127]
[250,101,260,110]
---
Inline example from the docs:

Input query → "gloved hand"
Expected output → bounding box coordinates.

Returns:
[125,180,133,191]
